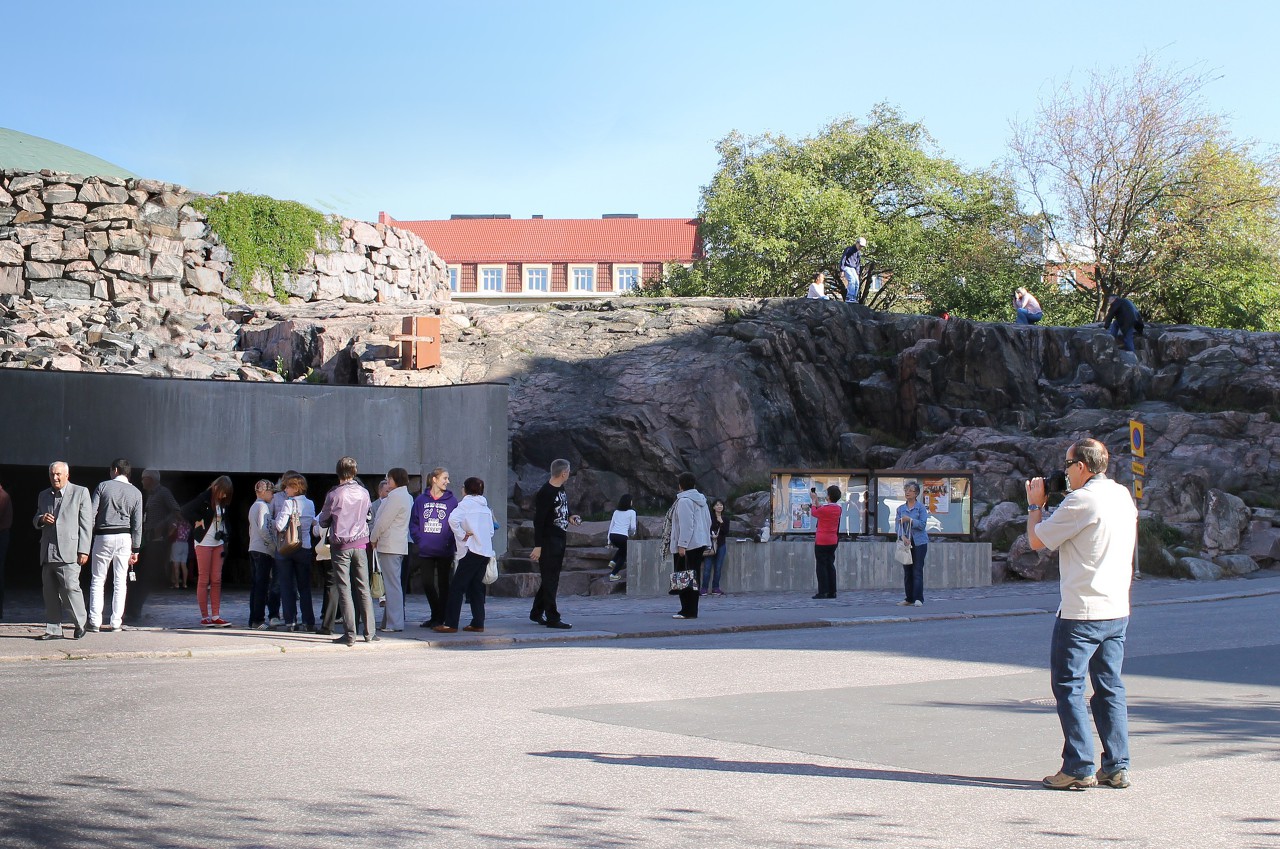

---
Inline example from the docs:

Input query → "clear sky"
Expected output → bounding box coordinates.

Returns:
[5,0,1277,223]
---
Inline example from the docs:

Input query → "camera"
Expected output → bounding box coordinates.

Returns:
[214,529,227,542]
[1044,470,1069,495]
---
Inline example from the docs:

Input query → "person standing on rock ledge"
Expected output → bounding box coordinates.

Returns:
[1026,437,1137,791]
[529,459,580,630]
[841,237,867,303]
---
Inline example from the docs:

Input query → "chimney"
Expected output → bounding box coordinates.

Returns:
[532,215,544,219]
[602,213,639,219]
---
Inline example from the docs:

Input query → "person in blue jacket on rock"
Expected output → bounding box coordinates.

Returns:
[410,467,457,629]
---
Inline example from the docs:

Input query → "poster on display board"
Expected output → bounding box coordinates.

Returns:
[874,473,973,537]
[770,470,870,536]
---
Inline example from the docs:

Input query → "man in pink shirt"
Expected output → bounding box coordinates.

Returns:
[809,485,844,599]
[316,456,375,645]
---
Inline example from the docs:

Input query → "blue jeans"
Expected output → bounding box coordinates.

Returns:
[1015,308,1042,325]
[275,548,315,629]
[1110,324,1135,352]
[902,543,926,602]
[1050,616,1130,777]
[702,544,726,591]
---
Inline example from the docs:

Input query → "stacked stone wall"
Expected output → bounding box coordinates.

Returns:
[0,168,451,311]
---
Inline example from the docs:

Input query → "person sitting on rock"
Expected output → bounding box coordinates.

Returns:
[1014,287,1043,325]
[805,271,829,300]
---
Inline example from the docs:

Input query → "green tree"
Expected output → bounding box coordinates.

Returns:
[650,106,1035,318]
[1009,56,1280,328]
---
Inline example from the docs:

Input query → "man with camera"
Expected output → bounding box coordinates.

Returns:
[1025,437,1137,791]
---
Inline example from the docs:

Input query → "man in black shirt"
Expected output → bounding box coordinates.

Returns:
[1103,296,1143,353]
[529,459,580,629]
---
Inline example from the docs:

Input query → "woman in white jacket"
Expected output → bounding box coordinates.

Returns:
[436,477,495,634]
[370,467,413,632]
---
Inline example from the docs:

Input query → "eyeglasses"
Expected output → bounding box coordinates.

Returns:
[1065,458,1084,469]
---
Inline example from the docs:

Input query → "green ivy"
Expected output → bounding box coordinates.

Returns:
[193,192,340,301]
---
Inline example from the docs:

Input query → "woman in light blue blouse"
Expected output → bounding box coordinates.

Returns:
[895,482,929,606]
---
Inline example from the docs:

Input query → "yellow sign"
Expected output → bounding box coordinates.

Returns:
[1133,479,1143,500]
[1130,420,1145,458]
[1131,461,1146,476]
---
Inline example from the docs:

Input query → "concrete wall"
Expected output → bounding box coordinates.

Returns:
[626,539,991,597]
[0,370,508,550]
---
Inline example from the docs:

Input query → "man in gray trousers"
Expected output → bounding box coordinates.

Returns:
[34,461,93,640]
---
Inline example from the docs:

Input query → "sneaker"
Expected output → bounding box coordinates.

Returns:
[100,624,117,632]
[201,617,215,627]
[1096,768,1131,789]
[912,600,923,607]
[545,621,572,630]
[608,572,622,582]
[268,617,284,629]
[85,624,100,633]
[673,614,697,620]
[712,589,725,596]
[1041,771,1097,791]
[211,617,231,627]
[607,560,616,570]
[896,600,912,607]
[255,622,271,631]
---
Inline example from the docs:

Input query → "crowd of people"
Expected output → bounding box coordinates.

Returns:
[30,457,500,644]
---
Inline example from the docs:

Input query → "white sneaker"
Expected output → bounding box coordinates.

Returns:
[912,600,923,607]
[256,622,272,630]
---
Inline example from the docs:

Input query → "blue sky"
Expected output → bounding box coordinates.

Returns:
[5,0,1277,222]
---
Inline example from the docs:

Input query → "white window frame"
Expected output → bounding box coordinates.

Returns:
[523,264,551,293]
[478,264,505,293]
[613,264,642,292]
[1057,268,1077,295]
[569,263,596,293]
[447,264,460,291]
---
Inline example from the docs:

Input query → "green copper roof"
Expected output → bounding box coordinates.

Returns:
[0,127,138,179]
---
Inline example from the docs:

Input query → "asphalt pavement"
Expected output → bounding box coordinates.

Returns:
[2,569,1277,662]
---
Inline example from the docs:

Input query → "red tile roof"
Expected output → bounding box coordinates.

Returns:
[380,215,701,263]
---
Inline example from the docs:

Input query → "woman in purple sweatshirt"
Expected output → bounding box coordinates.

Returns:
[410,467,457,629]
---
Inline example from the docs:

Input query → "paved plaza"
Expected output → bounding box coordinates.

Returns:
[1,573,1277,847]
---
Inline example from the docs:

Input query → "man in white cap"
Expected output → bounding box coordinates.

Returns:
[841,237,867,303]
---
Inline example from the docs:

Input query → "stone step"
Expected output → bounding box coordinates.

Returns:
[487,568,626,598]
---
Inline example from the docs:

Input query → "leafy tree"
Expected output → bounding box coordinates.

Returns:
[648,106,1035,319]
[1009,56,1280,327]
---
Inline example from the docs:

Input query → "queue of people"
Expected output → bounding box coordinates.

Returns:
[32,457,498,644]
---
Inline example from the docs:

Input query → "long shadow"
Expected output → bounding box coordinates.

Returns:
[529,750,1041,791]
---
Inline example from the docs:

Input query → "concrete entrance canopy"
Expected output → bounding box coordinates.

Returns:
[0,370,507,538]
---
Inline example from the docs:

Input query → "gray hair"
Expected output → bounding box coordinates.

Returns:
[48,461,69,474]
[550,459,570,478]
[904,481,921,496]
[141,468,160,482]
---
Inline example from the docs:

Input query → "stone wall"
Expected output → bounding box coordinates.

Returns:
[0,168,451,312]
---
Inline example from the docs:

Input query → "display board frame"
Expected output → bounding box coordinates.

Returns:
[872,470,974,538]
[769,469,871,537]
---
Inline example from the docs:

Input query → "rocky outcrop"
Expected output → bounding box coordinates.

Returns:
[7,265,1280,580]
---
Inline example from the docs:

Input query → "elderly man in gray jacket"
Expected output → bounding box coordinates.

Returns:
[34,461,93,640]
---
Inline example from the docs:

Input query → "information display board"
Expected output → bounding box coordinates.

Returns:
[873,472,973,537]
[770,470,870,536]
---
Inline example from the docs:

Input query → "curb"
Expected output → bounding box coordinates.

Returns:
[1,585,1275,664]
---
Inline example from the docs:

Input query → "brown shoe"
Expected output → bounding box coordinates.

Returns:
[463,625,484,633]
[1042,770,1097,790]
[432,625,458,633]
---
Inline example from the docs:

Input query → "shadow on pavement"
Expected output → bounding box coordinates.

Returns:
[529,750,1041,790]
